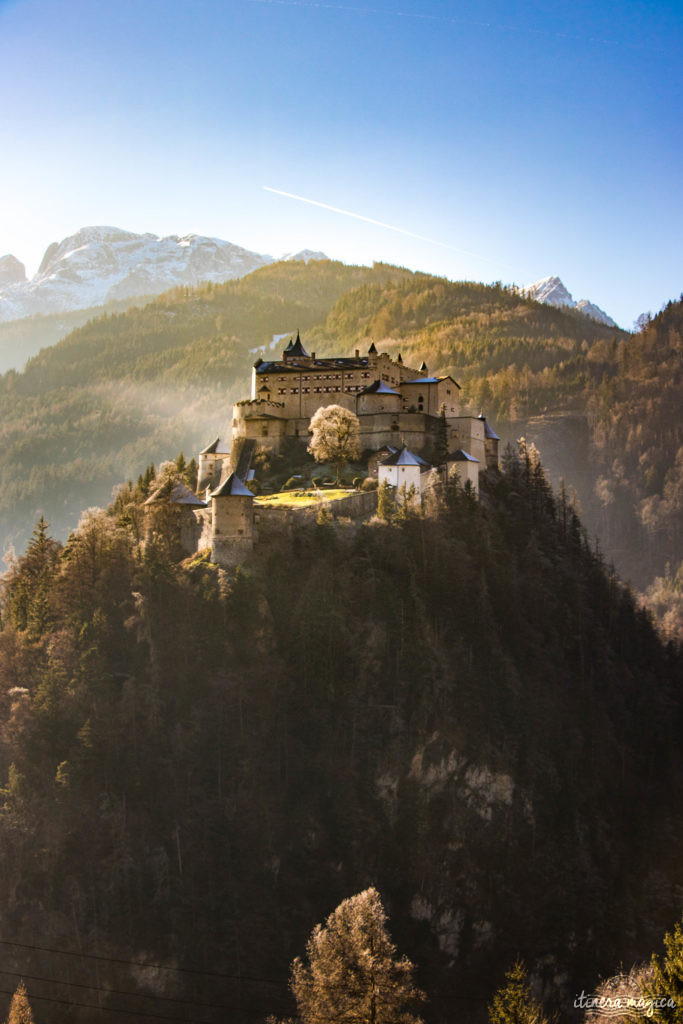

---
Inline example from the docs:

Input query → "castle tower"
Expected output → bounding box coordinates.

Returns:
[357,379,401,415]
[197,437,230,496]
[478,414,500,470]
[210,472,254,566]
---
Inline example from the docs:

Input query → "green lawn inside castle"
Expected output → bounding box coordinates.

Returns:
[143,332,500,566]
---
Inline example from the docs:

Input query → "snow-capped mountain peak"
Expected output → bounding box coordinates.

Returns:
[0,228,331,323]
[519,275,617,328]
[0,227,277,323]
[0,255,27,288]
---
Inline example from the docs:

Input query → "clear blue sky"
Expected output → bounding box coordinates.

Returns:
[1,0,681,327]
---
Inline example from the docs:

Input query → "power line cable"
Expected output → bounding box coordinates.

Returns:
[0,985,283,1023]
[0,968,290,1016]
[0,938,287,987]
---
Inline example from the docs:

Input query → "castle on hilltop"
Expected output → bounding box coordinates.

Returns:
[228,331,495,464]
[145,333,500,566]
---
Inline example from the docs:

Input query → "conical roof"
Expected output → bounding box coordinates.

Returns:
[200,437,220,455]
[359,379,400,396]
[145,481,207,507]
[477,414,500,440]
[211,472,254,498]
[447,449,479,463]
[380,444,427,467]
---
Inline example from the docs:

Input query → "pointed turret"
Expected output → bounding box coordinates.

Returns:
[285,330,309,358]
[368,342,377,354]
[211,472,254,498]
[419,361,428,372]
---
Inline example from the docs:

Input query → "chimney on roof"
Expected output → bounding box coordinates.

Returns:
[397,353,403,364]
[355,349,359,357]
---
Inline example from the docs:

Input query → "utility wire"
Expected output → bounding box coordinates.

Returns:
[0,938,287,987]
[0,985,283,1023]
[0,936,489,1006]
[0,968,290,1016]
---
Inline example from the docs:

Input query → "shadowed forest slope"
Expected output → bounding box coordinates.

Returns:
[0,453,680,1024]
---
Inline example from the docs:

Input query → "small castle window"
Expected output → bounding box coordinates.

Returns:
[261,425,268,437]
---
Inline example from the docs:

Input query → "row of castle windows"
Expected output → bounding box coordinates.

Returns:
[275,385,366,396]
[273,372,371,383]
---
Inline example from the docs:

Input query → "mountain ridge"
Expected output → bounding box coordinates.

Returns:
[519,274,617,327]
[0,225,328,324]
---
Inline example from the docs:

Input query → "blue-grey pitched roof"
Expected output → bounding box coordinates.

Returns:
[447,449,480,463]
[200,438,230,455]
[403,374,461,388]
[200,437,220,455]
[145,481,207,507]
[359,379,400,396]
[255,355,369,374]
[380,445,428,467]
[478,415,500,440]
[211,473,254,498]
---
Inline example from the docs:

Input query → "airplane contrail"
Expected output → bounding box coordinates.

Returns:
[263,186,513,268]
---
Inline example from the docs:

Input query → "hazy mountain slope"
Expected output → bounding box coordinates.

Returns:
[0,459,679,1024]
[0,260,414,552]
[0,296,159,374]
[0,258,677,602]
[0,228,330,372]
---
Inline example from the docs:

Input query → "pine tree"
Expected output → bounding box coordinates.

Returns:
[6,981,34,1024]
[290,888,424,1024]
[642,918,683,1024]
[434,404,449,465]
[376,480,395,521]
[488,961,547,1024]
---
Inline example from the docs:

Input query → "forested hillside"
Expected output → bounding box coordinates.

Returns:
[0,259,680,620]
[0,261,617,553]
[0,261,412,552]
[0,453,680,1024]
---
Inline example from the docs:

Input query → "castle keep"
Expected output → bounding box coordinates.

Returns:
[230,332,492,465]
[146,333,500,566]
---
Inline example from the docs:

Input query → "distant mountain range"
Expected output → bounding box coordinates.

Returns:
[519,275,617,327]
[0,226,326,322]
